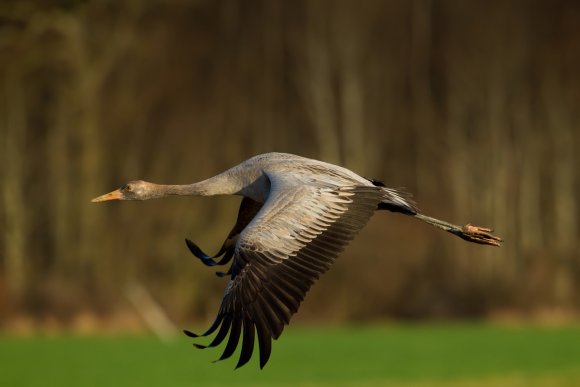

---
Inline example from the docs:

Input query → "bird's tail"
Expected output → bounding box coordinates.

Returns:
[368,179,419,215]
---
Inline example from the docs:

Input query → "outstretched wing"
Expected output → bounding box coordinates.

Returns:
[185,197,264,273]
[185,172,382,368]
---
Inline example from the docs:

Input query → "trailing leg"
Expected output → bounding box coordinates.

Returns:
[413,213,502,246]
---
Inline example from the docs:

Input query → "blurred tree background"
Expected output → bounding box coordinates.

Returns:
[0,0,578,333]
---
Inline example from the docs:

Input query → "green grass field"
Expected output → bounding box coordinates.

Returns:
[2,324,580,386]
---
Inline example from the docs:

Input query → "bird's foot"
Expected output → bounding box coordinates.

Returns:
[460,224,503,246]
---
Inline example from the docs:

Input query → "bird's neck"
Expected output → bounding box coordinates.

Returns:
[159,170,244,197]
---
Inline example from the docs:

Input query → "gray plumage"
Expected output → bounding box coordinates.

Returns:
[92,152,502,369]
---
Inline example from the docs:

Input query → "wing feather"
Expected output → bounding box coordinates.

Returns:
[218,316,242,361]
[194,314,232,349]
[236,317,255,369]
[253,307,272,369]
[187,172,382,368]
[185,197,263,270]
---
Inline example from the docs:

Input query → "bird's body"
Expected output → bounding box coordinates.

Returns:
[92,152,501,369]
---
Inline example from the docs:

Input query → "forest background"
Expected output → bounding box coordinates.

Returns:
[0,0,578,333]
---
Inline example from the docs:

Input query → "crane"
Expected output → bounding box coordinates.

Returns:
[92,152,501,369]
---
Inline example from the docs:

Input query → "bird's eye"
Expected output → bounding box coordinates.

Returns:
[125,184,133,191]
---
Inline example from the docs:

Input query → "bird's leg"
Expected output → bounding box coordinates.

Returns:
[414,213,503,247]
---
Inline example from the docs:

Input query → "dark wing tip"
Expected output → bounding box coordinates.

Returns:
[256,325,272,369]
[184,329,200,338]
[215,317,242,364]
[185,238,235,267]
[235,318,256,369]
[184,238,202,255]
[185,238,210,259]
[259,353,270,370]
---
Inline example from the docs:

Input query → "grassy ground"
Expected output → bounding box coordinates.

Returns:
[1,324,580,386]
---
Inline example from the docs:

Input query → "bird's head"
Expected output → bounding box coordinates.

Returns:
[92,180,161,202]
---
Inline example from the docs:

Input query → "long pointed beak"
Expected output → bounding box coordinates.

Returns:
[92,189,123,202]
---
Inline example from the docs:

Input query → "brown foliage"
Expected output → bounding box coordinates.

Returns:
[0,0,578,329]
